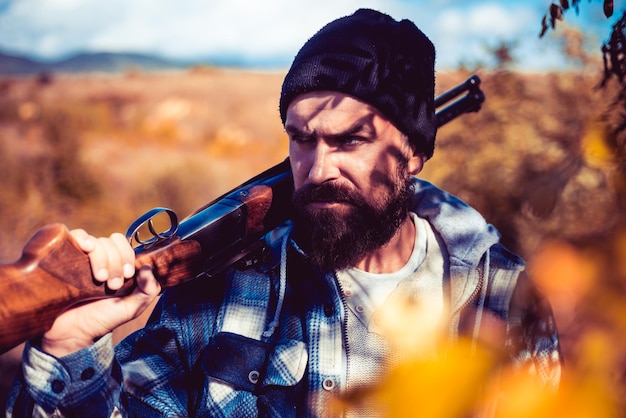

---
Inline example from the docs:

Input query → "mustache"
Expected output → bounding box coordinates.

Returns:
[292,182,366,207]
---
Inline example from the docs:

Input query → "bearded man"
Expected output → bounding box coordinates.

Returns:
[7,8,561,418]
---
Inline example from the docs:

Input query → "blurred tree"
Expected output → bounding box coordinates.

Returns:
[539,0,624,84]
[487,40,517,70]
[537,1,626,193]
[539,0,616,38]
[601,11,626,85]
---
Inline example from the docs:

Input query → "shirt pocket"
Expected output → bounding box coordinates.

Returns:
[200,332,308,416]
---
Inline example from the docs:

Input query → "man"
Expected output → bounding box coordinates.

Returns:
[7,8,561,417]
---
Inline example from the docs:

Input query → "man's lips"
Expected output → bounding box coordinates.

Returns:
[305,200,351,210]
[308,201,340,208]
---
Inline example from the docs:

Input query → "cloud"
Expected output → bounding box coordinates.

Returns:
[439,2,534,37]
[0,0,389,62]
[0,0,611,70]
[431,2,541,68]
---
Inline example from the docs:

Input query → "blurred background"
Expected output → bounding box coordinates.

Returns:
[1,0,625,415]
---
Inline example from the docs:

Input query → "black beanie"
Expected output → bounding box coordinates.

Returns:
[279,8,437,159]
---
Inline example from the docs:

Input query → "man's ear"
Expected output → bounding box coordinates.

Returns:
[407,152,427,176]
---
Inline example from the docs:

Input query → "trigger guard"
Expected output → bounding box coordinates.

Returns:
[125,208,179,247]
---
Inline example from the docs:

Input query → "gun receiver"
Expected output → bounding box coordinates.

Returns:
[0,75,485,353]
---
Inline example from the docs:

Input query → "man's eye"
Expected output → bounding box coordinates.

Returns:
[290,134,312,144]
[342,136,366,146]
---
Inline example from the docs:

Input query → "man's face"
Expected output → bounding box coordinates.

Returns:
[285,91,426,271]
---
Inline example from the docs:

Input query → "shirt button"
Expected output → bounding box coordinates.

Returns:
[344,289,352,297]
[80,367,95,381]
[51,380,65,393]
[322,378,335,391]
[248,370,260,385]
[356,305,364,313]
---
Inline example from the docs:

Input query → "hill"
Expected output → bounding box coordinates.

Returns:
[0,50,185,75]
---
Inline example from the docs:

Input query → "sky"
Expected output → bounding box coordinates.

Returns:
[0,0,620,71]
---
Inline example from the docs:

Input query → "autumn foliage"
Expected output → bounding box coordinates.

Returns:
[0,64,625,415]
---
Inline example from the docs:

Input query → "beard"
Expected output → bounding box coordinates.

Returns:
[290,163,414,272]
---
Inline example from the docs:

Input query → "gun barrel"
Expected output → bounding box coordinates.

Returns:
[435,75,484,127]
[435,75,481,108]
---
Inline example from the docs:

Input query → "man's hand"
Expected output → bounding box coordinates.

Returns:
[41,229,162,357]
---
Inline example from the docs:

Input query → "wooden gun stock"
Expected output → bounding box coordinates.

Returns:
[0,75,485,354]
[0,225,204,353]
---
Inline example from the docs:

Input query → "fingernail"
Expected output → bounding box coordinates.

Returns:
[110,277,123,289]
[123,263,134,278]
[84,238,95,250]
[96,269,108,281]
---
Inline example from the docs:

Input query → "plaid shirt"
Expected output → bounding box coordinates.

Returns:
[7,179,561,417]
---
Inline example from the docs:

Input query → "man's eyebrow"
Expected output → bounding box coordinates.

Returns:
[328,123,375,139]
[327,114,377,139]
[285,113,378,138]
[285,125,317,142]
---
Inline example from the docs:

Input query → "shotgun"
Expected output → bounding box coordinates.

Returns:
[0,75,484,353]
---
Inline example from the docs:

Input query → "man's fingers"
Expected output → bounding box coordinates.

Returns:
[69,230,112,283]
[121,266,161,319]
[97,237,124,289]
[136,265,161,297]
[110,232,135,279]
[70,229,112,283]
[69,229,96,253]
[71,230,136,290]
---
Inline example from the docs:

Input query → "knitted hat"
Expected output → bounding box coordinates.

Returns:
[279,8,437,158]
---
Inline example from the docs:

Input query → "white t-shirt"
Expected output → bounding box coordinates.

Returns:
[336,212,445,331]
[336,212,448,410]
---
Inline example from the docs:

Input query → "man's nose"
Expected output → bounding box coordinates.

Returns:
[308,143,340,185]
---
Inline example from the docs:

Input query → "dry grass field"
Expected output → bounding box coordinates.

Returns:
[1,66,625,415]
